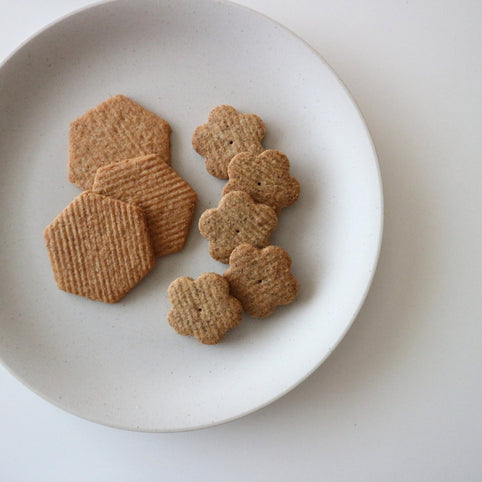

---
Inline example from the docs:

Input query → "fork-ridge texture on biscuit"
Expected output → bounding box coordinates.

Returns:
[223,149,300,214]
[69,95,171,190]
[224,244,298,318]
[192,105,265,179]
[92,154,197,257]
[44,191,155,303]
[168,273,243,344]
[198,191,278,264]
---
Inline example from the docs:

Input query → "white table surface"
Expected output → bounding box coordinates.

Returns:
[1,1,480,480]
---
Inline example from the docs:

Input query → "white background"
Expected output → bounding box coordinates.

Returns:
[1,1,481,480]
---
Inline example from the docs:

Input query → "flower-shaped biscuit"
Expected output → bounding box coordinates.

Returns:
[168,273,243,344]
[192,105,265,179]
[223,149,300,214]
[224,244,299,318]
[198,191,278,264]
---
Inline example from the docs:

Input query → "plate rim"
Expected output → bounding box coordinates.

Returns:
[0,0,384,432]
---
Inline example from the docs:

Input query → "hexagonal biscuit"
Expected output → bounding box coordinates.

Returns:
[223,149,300,214]
[69,95,171,190]
[168,273,243,344]
[92,154,197,257]
[224,244,298,318]
[44,191,155,303]
[198,191,278,263]
[192,105,265,179]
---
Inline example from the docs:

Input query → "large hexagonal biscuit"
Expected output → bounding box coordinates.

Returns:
[44,191,156,303]
[69,95,171,190]
[92,154,197,257]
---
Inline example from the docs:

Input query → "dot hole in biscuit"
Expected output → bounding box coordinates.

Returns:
[235,229,240,233]
[257,182,261,186]
[229,140,233,144]
[258,280,263,283]
[198,308,202,312]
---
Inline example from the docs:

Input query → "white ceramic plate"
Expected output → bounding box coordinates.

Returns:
[0,0,382,432]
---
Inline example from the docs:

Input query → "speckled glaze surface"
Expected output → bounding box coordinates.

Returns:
[0,0,382,431]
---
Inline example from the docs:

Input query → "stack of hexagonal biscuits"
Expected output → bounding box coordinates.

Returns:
[44,95,197,303]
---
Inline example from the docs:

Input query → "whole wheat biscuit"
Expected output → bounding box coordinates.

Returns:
[168,273,243,344]
[223,149,300,214]
[69,95,171,190]
[224,244,298,318]
[198,191,278,264]
[92,154,197,257]
[44,191,155,303]
[192,105,265,179]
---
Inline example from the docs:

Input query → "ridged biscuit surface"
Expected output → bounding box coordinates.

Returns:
[92,154,197,257]
[44,191,155,303]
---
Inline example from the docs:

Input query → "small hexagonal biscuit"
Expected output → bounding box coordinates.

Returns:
[168,273,243,344]
[69,95,171,190]
[224,244,298,318]
[192,105,265,179]
[223,149,300,214]
[92,154,197,257]
[44,191,155,303]
[198,191,278,263]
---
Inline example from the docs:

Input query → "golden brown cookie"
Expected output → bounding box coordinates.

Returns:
[223,149,300,214]
[92,154,197,257]
[198,191,278,264]
[224,244,298,318]
[44,191,155,303]
[192,105,265,179]
[69,95,171,190]
[168,273,243,344]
